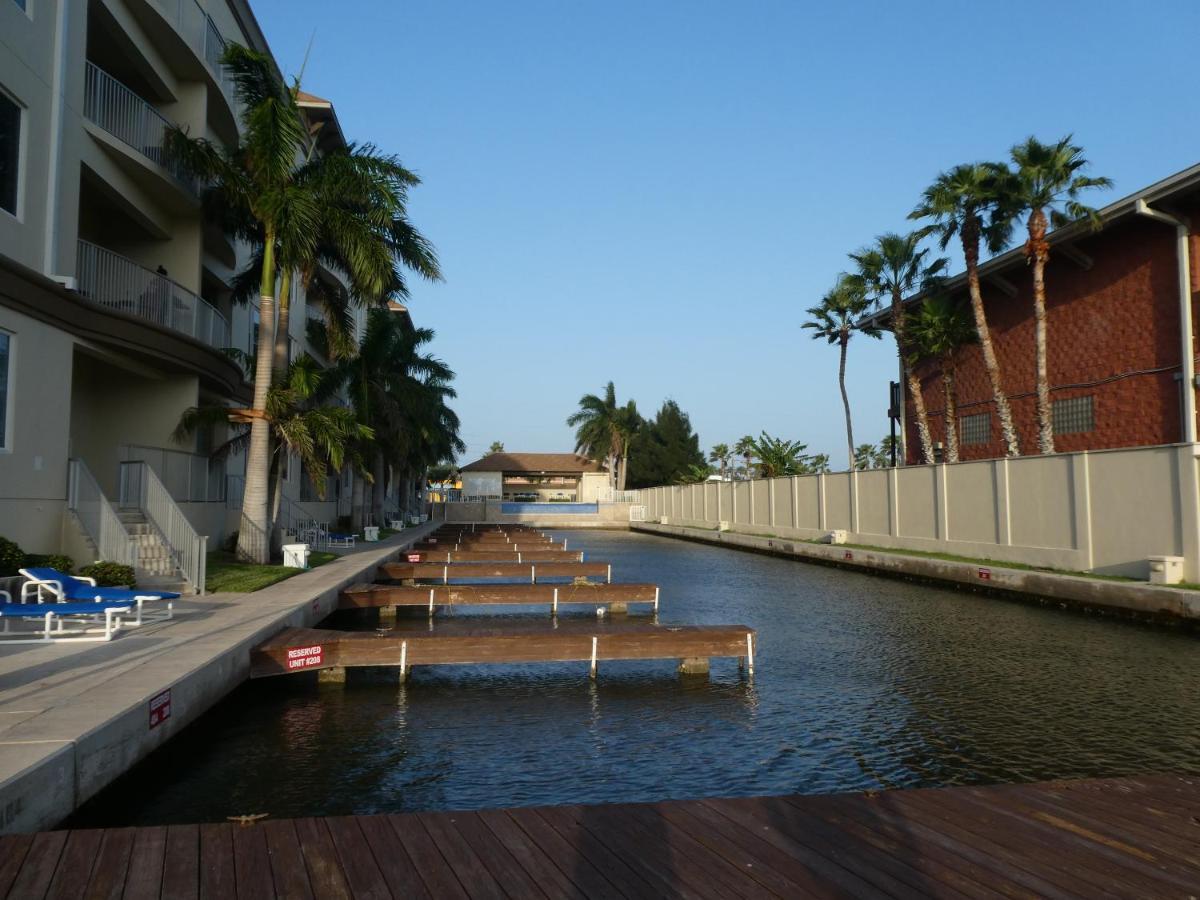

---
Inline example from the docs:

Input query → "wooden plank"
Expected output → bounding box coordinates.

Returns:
[475,808,595,900]
[417,812,508,900]
[261,819,314,900]
[384,813,470,900]
[83,827,136,900]
[436,811,548,899]
[44,827,102,899]
[198,823,236,900]
[354,814,431,899]
[402,550,584,563]
[161,823,199,900]
[0,834,34,898]
[528,804,664,899]
[292,818,352,900]
[231,824,275,899]
[339,582,658,609]
[502,807,639,899]
[324,816,390,900]
[7,830,68,899]
[121,825,167,900]
[380,561,609,581]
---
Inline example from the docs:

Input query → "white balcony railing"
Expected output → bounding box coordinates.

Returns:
[151,0,238,110]
[120,444,225,504]
[67,459,139,568]
[83,62,194,192]
[76,241,232,351]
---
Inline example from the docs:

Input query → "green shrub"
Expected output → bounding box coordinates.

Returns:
[79,561,136,587]
[0,538,25,577]
[25,553,74,574]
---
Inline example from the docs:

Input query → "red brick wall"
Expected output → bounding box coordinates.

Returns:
[905,213,1200,463]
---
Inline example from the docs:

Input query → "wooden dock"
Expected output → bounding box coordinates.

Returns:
[250,622,751,678]
[5,774,1197,898]
[381,561,612,583]
[403,549,584,562]
[414,538,565,551]
[338,582,659,612]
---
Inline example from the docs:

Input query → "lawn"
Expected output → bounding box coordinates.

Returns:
[205,550,338,594]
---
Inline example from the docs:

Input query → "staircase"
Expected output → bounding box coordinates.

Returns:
[117,510,191,595]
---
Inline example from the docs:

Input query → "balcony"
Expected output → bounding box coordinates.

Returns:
[83,62,195,193]
[76,240,232,351]
[149,0,238,113]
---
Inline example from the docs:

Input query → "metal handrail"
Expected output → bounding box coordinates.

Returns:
[67,459,138,568]
[120,461,208,594]
[76,240,232,351]
[83,62,195,191]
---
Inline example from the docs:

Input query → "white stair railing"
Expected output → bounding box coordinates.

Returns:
[67,459,138,568]
[120,460,208,594]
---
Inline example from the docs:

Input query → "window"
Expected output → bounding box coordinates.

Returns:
[0,90,20,215]
[0,331,11,450]
[960,412,991,446]
[1054,395,1095,435]
[11,0,26,14]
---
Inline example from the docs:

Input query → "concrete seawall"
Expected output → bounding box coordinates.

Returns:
[0,523,438,833]
[633,522,1200,625]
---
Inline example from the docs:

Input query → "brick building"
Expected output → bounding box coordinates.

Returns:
[892,162,1200,464]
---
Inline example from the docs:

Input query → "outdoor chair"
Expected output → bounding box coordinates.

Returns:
[327,532,357,549]
[18,568,177,626]
[0,589,127,642]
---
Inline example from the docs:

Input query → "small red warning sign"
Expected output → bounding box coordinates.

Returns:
[978,567,991,581]
[843,551,854,561]
[286,645,324,670]
[407,552,422,563]
[149,689,171,729]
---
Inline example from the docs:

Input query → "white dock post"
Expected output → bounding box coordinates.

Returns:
[654,587,660,612]
[531,565,536,584]
[443,565,448,585]
[552,588,559,616]
[590,635,598,678]
[746,633,755,675]
[428,588,435,616]
[517,552,522,563]
[400,639,408,681]
[606,564,612,584]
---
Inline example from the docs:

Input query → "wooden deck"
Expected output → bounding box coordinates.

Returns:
[250,622,751,678]
[381,561,611,582]
[338,582,659,611]
[415,539,565,551]
[404,549,584,562]
[4,775,1196,898]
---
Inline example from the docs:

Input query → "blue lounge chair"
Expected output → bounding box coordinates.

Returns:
[327,532,357,549]
[18,568,177,626]
[0,590,127,642]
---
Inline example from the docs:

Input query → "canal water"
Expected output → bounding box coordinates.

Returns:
[73,530,1200,826]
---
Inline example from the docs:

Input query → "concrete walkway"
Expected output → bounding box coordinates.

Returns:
[0,523,437,834]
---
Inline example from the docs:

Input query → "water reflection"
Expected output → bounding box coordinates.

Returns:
[71,530,1200,826]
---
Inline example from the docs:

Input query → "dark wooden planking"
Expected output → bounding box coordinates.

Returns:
[161,824,199,900]
[260,819,314,900]
[402,550,584,562]
[231,822,275,899]
[323,816,390,900]
[384,813,470,900]
[475,808,597,900]
[7,831,68,900]
[526,805,664,900]
[82,827,136,900]
[340,581,658,609]
[291,818,351,900]
[354,814,431,900]
[413,812,507,900]
[439,811,549,899]
[43,826,102,899]
[381,561,610,581]
[198,823,236,900]
[120,825,167,900]
[0,834,34,897]
[493,807,631,900]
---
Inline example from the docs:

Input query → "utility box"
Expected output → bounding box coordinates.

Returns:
[660,516,670,526]
[363,526,380,542]
[1148,555,1184,585]
[718,521,731,532]
[821,530,848,545]
[283,543,310,569]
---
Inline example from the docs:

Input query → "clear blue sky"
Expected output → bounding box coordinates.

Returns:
[254,0,1200,469]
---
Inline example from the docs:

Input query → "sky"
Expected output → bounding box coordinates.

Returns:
[253,0,1200,469]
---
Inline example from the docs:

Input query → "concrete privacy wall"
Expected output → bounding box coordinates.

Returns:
[637,443,1200,579]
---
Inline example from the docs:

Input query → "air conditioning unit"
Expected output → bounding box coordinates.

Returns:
[718,521,731,532]
[1148,555,1184,585]
[820,530,848,545]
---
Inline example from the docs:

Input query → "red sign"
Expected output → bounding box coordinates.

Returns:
[843,551,854,561]
[978,567,991,581]
[407,552,422,563]
[149,689,171,729]
[286,645,324,670]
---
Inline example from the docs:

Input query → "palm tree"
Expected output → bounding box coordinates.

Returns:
[708,443,731,480]
[911,163,1020,457]
[853,443,878,470]
[749,433,810,477]
[849,232,947,466]
[488,441,505,454]
[1005,136,1111,454]
[734,435,755,480]
[566,382,633,489]
[676,463,714,485]
[908,296,977,463]
[803,275,879,471]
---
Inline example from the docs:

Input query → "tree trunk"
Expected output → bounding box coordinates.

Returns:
[236,232,277,564]
[943,354,959,463]
[351,473,365,531]
[962,215,1020,457]
[268,450,285,557]
[838,331,855,470]
[1028,209,1054,454]
[618,445,629,492]
[892,286,935,465]
[272,270,292,382]
[371,451,386,525]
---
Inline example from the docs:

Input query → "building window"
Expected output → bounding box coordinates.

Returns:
[0,331,11,450]
[0,90,20,215]
[11,0,26,14]
[960,412,991,446]
[1054,395,1095,435]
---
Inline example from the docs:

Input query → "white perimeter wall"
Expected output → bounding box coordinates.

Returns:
[636,444,1200,580]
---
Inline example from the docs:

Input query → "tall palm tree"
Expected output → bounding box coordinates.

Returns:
[849,232,947,466]
[803,274,879,471]
[908,296,977,463]
[708,443,731,480]
[612,400,641,492]
[734,435,755,480]
[566,382,627,488]
[1005,136,1111,454]
[911,163,1019,457]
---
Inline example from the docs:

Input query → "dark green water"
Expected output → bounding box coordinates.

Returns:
[72,530,1200,826]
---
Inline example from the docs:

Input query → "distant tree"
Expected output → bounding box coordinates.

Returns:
[567,382,623,487]
[1004,136,1111,454]
[734,435,756,480]
[908,296,977,462]
[803,453,831,474]
[878,435,899,467]
[488,441,505,454]
[676,463,714,485]
[749,432,809,477]
[708,443,731,480]
[625,401,705,488]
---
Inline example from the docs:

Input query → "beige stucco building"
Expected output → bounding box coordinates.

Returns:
[0,0,386,589]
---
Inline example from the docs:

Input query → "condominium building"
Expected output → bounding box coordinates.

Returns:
[0,0,385,590]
